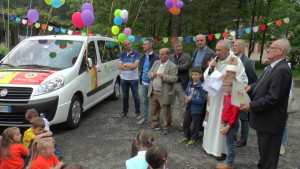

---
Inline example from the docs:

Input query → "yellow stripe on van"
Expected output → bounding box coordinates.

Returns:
[0,72,20,84]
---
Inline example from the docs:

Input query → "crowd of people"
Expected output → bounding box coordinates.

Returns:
[119,36,293,169]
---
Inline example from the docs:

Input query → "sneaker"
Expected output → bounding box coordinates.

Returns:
[179,138,189,144]
[148,126,160,131]
[135,114,142,120]
[280,146,285,156]
[162,129,170,135]
[186,140,197,147]
[215,153,227,161]
[137,119,146,125]
[118,112,127,117]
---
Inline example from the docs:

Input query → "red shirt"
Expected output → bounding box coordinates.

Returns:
[0,143,29,169]
[31,155,59,169]
[222,95,240,126]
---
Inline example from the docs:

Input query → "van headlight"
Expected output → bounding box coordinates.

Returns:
[34,75,64,95]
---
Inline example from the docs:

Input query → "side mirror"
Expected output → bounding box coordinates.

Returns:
[87,58,93,68]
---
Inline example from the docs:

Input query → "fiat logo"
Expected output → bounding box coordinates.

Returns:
[0,89,8,97]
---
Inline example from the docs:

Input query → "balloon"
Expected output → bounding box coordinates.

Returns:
[120,10,128,19]
[62,0,65,5]
[114,17,122,26]
[81,3,94,12]
[122,17,128,23]
[114,9,121,17]
[72,12,84,28]
[123,27,132,37]
[54,27,60,32]
[9,15,15,20]
[175,1,184,8]
[52,0,62,8]
[111,26,120,35]
[81,10,94,26]
[27,9,39,23]
[127,35,135,43]
[118,33,127,43]
[45,0,51,5]
[169,6,180,15]
[165,0,174,9]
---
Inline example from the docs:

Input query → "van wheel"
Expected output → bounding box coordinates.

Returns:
[66,95,82,129]
[110,80,120,100]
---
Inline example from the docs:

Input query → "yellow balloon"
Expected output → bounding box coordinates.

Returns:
[45,0,52,5]
[62,0,65,5]
[111,26,120,35]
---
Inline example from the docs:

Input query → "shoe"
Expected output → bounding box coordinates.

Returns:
[135,114,142,120]
[215,154,227,161]
[137,119,146,125]
[118,112,127,117]
[148,126,160,131]
[179,138,189,144]
[216,162,233,169]
[186,140,197,147]
[235,140,247,147]
[280,146,285,156]
[178,126,183,131]
[162,129,170,135]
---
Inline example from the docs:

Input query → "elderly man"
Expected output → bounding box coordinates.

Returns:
[169,40,191,130]
[202,40,248,162]
[137,39,159,125]
[118,39,141,118]
[191,34,216,67]
[240,39,292,169]
[233,39,258,147]
[148,48,178,135]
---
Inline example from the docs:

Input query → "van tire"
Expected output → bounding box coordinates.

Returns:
[110,80,120,100]
[66,95,82,129]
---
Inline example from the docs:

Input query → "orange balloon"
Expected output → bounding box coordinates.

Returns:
[169,6,180,15]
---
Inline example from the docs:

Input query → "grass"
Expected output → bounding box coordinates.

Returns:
[255,68,300,78]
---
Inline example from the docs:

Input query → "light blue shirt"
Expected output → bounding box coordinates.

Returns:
[126,151,148,169]
[193,47,207,67]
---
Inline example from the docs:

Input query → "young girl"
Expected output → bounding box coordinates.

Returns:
[146,144,168,169]
[27,137,64,169]
[126,130,156,169]
[0,127,29,169]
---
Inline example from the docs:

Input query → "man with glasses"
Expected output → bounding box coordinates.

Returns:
[118,39,141,119]
[191,34,216,68]
[240,39,292,169]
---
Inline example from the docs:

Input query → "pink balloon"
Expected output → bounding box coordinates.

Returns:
[27,9,39,23]
[82,10,94,26]
[81,3,94,12]
[123,27,132,37]
[72,12,84,28]
[165,0,174,9]
[175,1,184,8]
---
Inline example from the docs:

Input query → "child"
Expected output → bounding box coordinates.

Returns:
[27,137,64,169]
[23,117,53,149]
[216,75,240,169]
[25,108,50,131]
[146,144,168,169]
[0,127,29,169]
[65,164,84,169]
[126,130,156,169]
[180,67,207,147]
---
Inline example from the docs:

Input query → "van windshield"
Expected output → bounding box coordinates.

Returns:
[0,39,83,70]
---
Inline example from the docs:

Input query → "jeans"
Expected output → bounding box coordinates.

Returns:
[141,84,149,120]
[239,111,249,141]
[120,79,140,114]
[224,121,239,166]
[281,115,289,146]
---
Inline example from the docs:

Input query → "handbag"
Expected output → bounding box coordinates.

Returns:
[287,95,300,114]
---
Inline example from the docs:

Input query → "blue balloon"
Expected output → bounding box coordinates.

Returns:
[54,27,60,33]
[114,17,122,26]
[127,35,136,43]
[52,0,62,8]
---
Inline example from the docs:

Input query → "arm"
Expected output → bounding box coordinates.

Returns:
[51,162,65,169]
[191,89,207,105]
[236,59,248,85]
[33,130,53,140]
[118,62,131,71]
[124,61,139,70]
[147,61,158,79]
[177,54,191,72]
[162,65,178,83]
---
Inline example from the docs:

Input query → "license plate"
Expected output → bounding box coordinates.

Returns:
[0,106,11,113]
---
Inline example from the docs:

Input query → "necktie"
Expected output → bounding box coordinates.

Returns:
[252,65,271,93]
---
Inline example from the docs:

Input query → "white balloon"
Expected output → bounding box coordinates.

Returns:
[120,10,128,19]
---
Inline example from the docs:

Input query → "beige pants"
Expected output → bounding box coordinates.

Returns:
[150,91,171,130]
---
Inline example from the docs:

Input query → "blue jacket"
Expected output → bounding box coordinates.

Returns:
[139,51,159,84]
[185,81,207,115]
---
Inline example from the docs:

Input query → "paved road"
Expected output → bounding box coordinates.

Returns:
[50,87,300,169]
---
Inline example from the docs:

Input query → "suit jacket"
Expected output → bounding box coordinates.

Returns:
[249,59,292,134]
[191,46,216,68]
[148,60,178,105]
[169,52,191,89]
[239,54,258,85]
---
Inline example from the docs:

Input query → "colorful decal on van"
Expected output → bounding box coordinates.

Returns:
[90,67,98,90]
[0,70,55,84]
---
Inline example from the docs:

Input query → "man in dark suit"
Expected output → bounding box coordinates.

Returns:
[233,39,258,147]
[240,39,292,169]
[191,34,216,68]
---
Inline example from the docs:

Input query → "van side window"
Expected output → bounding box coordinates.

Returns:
[86,41,97,66]
[97,40,120,63]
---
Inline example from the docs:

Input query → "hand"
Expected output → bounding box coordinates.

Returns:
[185,96,191,103]
[240,102,250,112]
[202,121,208,128]
[152,73,157,78]
[157,73,164,78]
[245,86,251,93]
[220,125,230,135]
[209,59,218,67]
[220,73,227,79]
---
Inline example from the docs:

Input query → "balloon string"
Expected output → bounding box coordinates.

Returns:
[125,0,132,28]
[131,0,144,29]
[106,0,114,37]
[39,6,53,36]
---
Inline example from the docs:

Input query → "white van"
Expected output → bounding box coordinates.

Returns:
[0,35,121,129]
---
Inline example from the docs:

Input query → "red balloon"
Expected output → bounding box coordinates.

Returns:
[72,12,84,28]
[169,6,180,15]
[173,0,179,2]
